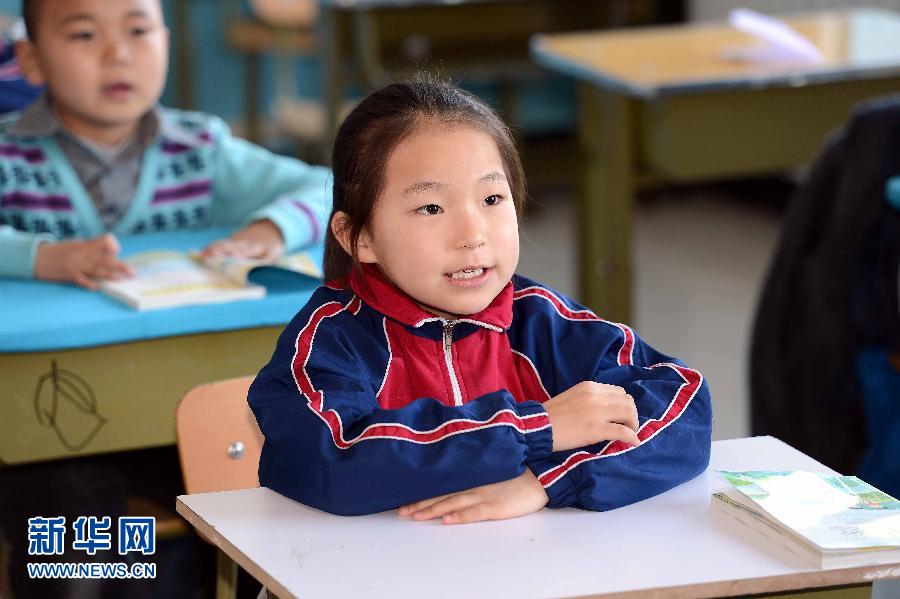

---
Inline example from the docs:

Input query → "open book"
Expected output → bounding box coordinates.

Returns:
[713,470,900,569]
[100,250,322,311]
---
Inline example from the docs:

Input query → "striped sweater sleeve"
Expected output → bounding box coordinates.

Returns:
[0,224,54,278]
[207,116,333,252]
[249,289,554,516]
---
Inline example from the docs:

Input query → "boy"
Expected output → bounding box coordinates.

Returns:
[0,0,331,288]
[0,0,329,595]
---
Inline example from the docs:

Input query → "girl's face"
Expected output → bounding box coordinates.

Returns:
[356,122,520,319]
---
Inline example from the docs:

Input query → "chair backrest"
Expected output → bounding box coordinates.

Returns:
[176,376,262,495]
[250,0,318,28]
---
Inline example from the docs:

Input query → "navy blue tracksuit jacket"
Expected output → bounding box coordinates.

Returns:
[250,265,712,516]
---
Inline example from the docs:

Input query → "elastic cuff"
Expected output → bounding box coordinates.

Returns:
[0,230,55,278]
[250,198,317,252]
[528,460,578,509]
[515,400,553,461]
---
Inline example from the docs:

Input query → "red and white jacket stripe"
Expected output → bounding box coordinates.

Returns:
[249,265,712,516]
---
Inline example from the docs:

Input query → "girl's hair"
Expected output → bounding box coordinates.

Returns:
[324,78,526,282]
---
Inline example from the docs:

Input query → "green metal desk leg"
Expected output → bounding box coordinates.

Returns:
[352,9,391,90]
[577,84,634,323]
[245,53,261,143]
[216,548,238,599]
[320,7,345,148]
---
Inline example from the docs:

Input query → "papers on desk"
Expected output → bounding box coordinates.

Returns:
[100,250,322,310]
[724,8,824,64]
[713,470,900,569]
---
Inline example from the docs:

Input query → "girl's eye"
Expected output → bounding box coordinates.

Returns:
[484,194,504,206]
[130,27,149,36]
[415,204,443,216]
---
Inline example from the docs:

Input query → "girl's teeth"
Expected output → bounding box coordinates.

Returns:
[450,268,485,280]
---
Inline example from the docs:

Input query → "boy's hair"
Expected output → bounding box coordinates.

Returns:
[21,0,39,40]
[325,78,527,282]
[21,0,162,40]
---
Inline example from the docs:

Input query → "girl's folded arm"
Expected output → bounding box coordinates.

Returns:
[527,327,712,511]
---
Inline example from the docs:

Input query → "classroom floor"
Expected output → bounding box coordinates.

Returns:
[517,178,789,442]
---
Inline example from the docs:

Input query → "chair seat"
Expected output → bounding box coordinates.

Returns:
[125,495,189,539]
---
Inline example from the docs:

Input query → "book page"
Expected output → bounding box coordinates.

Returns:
[101,250,264,310]
[718,471,900,551]
[198,252,323,285]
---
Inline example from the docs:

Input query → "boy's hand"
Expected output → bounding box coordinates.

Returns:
[201,219,285,261]
[543,381,640,452]
[34,234,134,290]
[398,470,549,525]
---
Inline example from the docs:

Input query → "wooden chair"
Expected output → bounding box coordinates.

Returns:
[175,375,262,598]
[224,0,321,148]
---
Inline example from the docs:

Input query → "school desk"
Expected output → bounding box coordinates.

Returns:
[317,0,685,139]
[176,436,900,599]
[531,8,900,322]
[0,229,320,466]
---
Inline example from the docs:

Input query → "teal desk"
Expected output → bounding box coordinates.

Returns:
[0,229,319,466]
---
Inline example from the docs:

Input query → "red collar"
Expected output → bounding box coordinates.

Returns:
[348,264,513,331]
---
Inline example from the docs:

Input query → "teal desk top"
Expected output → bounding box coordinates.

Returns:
[0,229,320,353]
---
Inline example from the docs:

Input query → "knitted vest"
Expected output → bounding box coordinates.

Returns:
[0,109,220,239]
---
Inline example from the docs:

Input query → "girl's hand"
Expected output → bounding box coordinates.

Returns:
[201,219,285,261]
[398,470,549,525]
[543,381,640,452]
[34,234,134,289]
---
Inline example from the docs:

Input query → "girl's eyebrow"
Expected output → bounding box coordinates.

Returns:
[479,171,507,183]
[402,181,446,196]
[402,171,506,196]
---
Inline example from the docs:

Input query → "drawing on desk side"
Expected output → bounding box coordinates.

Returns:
[33,360,107,451]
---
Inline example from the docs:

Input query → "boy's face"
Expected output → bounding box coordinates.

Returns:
[353,122,520,319]
[17,0,168,142]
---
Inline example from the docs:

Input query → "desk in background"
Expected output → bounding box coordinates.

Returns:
[318,0,685,137]
[177,436,899,598]
[532,8,900,322]
[0,229,319,466]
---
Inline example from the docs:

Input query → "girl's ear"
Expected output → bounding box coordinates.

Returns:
[355,229,377,264]
[14,40,47,87]
[331,212,377,264]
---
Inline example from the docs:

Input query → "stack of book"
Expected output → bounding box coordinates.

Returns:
[713,470,900,569]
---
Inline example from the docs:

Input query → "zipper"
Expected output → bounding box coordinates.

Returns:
[442,321,463,406]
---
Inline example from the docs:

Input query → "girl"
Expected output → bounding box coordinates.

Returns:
[249,80,712,523]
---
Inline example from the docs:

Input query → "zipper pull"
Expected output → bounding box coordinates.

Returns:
[443,322,454,351]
